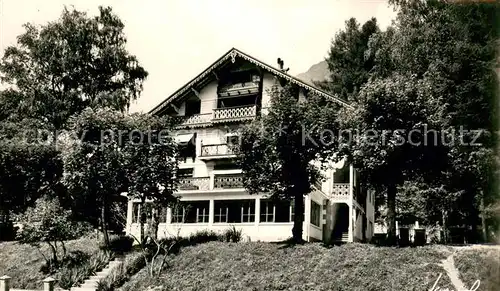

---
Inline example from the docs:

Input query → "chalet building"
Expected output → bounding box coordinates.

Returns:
[125,48,375,243]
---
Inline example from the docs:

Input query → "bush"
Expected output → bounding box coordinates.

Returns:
[98,230,235,290]
[58,265,91,289]
[102,235,134,255]
[64,250,92,268]
[187,230,221,245]
[96,251,146,291]
[57,249,113,289]
[15,196,92,271]
[221,226,243,243]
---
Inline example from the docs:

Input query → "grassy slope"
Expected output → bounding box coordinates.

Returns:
[0,235,100,289]
[454,247,500,291]
[120,242,454,291]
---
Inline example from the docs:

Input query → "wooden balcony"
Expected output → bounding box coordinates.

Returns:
[200,143,239,159]
[177,175,244,192]
[330,183,351,201]
[212,105,256,123]
[214,174,243,189]
[218,81,260,97]
[178,177,210,191]
[175,113,212,128]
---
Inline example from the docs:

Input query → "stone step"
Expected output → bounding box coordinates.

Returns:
[95,271,108,277]
[71,258,124,291]
[80,281,97,288]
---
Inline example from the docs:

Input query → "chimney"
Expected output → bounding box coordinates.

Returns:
[277,58,289,73]
[277,58,284,70]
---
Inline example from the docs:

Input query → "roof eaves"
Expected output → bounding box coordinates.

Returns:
[149,47,353,115]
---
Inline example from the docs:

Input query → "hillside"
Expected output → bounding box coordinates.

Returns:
[119,242,462,291]
[296,60,329,86]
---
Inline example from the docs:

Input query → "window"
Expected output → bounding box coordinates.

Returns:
[214,200,255,223]
[159,206,168,223]
[260,200,275,222]
[177,168,193,178]
[171,201,209,223]
[178,136,196,163]
[214,203,228,223]
[259,199,305,223]
[132,203,140,223]
[275,200,292,222]
[171,204,186,223]
[185,99,201,116]
[241,200,255,222]
[310,201,321,227]
[334,165,349,183]
[132,203,159,223]
[213,162,239,171]
[290,198,305,222]
[196,206,209,223]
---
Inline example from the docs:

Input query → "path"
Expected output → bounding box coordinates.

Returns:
[440,251,466,291]
[439,244,499,291]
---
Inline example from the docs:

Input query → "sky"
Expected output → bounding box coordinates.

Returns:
[0,0,396,113]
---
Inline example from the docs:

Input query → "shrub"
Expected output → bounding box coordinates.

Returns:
[63,250,92,268]
[57,249,113,289]
[15,196,92,271]
[58,265,90,289]
[97,251,146,291]
[187,230,221,245]
[102,235,134,255]
[221,226,243,243]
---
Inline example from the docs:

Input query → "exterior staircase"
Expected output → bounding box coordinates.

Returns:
[332,232,349,243]
[70,258,123,291]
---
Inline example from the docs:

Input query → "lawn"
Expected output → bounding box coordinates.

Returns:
[0,234,101,289]
[119,242,454,291]
[454,246,500,291]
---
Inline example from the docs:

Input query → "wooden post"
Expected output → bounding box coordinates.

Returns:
[0,276,10,291]
[43,277,56,291]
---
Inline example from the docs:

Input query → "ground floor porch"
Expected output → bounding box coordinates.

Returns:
[124,189,370,243]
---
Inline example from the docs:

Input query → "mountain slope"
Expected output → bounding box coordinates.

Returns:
[296,60,329,86]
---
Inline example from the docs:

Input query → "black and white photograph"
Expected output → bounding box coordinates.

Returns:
[0,0,499,290]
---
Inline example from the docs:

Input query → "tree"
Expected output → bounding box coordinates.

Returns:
[337,73,446,245]
[385,0,498,242]
[0,6,148,137]
[239,84,341,243]
[0,126,63,218]
[326,0,498,244]
[121,113,179,243]
[15,196,91,271]
[317,17,379,101]
[63,107,179,246]
[63,107,129,246]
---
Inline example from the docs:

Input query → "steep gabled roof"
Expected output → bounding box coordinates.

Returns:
[149,48,352,115]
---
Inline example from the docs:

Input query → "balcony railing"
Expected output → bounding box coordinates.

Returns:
[213,105,256,122]
[200,144,239,157]
[175,113,212,128]
[218,81,260,96]
[178,177,210,191]
[177,175,244,191]
[331,183,351,200]
[214,174,243,189]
